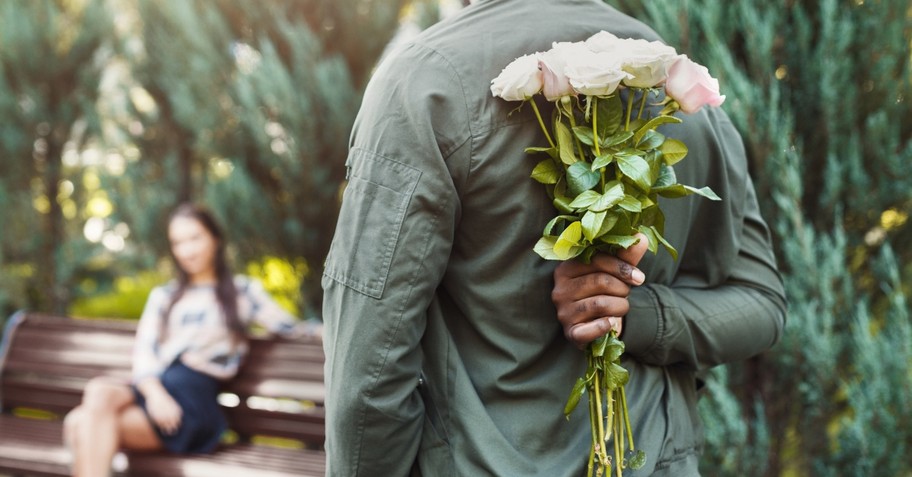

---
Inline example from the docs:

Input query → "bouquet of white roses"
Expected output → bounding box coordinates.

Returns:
[491,31,725,477]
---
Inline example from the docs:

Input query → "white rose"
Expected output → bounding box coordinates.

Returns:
[490,53,543,101]
[588,32,678,88]
[539,41,588,101]
[585,31,622,53]
[565,50,631,97]
[613,38,678,88]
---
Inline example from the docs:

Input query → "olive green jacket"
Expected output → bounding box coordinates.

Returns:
[321,1,787,476]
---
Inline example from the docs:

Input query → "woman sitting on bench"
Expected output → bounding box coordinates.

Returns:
[63,203,321,477]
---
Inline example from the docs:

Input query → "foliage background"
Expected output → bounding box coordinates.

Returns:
[0,0,910,475]
[0,0,442,320]
[609,1,912,475]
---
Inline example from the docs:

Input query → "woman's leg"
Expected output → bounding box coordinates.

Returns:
[117,405,163,450]
[69,377,161,477]
[62,406,85,471]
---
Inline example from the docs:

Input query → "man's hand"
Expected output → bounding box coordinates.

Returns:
[552,234,650,348]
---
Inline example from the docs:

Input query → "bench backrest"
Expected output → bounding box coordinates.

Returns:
[0,311,325,448]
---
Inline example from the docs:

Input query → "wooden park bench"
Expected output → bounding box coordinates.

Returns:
[0,311,326,476]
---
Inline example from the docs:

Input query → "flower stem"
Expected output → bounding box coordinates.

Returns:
[564,99,587,162]
[592,97,601,157]
[529,99,555,148]
[614,404,623,477]
[593,366,606,463]
[636,89,648,119]
[624,91,634,131]
[621,385,635,452]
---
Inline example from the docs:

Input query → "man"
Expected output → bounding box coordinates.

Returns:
[321,1,787,475]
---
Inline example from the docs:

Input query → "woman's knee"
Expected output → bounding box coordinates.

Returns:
[63,407,84,435]
[81,377,132,411]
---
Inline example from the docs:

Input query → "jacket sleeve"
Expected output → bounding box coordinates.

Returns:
[621,109,788,371]
[132,287,167,382]
[320,44,467,477]
[239,277,299,336]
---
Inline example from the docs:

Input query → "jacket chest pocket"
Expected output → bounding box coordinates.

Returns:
[323,149,421,299]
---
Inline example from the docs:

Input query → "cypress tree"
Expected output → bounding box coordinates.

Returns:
[0,0,114,314]
[610,1,912,475]
[108,0,411,316]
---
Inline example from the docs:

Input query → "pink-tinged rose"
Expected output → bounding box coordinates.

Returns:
[565,50,631,97]
[491,53,543,101]
[665,55,726,113]
[539,42,587,101]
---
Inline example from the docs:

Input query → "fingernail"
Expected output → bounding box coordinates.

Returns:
[631,268,645,284]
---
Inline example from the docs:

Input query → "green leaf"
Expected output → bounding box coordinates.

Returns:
[552,181,574,213]
[628,117,647,133]
[524,146,557,159]
[572,126,595,146]
[595,94,623,138]
[597,211,621,237]
[603,362,629,388]
[629,450,647,469]
[581,210,607,242]
[591,335,608,357]
[563,377,587,417]
[553,196,574,214]
[542,215,578,235]
[642,225,678,260]
[568,190,601,209]
[639,202,664,231]
[652,184,689,198]
[618,195,642,213]
[639,194,656,210]
[579,247,597,264]
[685,185,721,201]
[556,120,578,165]
[654,164,677,188]
[530,159,561,184]
[615,147,641,158]
[601,130,634,149]
[591,181,625,212]
[566,162,600,196]
[636,225,660,255]
[659,138,688,165]
[592,153,614,170]
[604,334,625,361]
[533,236,562,260]
[655,184,720,200]
[635,129,665,150]
[554,221,584,259]
[633,115,682,144]
[617,154,652,192]
[645,150,663,184]
[598,234,640,249]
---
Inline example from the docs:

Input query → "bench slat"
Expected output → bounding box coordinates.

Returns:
[0,415,70,476]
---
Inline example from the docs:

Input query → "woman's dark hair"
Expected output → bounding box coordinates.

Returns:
[161,203,244,342]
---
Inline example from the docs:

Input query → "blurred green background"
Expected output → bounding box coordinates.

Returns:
[0,0,910,475]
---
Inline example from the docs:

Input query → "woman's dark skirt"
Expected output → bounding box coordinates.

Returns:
[132,360,227,454]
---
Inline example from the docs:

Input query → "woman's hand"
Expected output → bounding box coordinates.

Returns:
[552,234,650,348]
[137,378,183,435]
[287,319,324,340]
[146,390,182,435]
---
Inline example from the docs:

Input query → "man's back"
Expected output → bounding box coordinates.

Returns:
[322,1,785,476]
